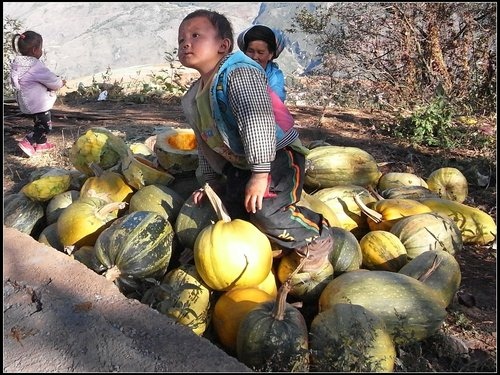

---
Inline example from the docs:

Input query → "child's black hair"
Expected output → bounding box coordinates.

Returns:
[12,30,43,56]
[182,9,234,52]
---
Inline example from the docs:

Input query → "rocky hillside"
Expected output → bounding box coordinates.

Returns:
[4,2,322,80]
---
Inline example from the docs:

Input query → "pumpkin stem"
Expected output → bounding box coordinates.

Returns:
[104,265,121,282]
[203,183,232,222]
[353,193,383,223]
[271,256,308,320]
[417,253,443,283]
[367,185,385,201]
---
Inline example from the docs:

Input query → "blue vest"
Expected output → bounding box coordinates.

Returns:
[210,51,298,156]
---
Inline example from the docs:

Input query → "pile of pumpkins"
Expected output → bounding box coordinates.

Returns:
[4,127,497,372]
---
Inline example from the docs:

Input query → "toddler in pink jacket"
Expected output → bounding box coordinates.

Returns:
[10,30,66,157]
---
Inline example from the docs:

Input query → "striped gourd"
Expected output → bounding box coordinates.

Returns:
[95,211,174,295]
[304,146,382,189]
[359,230,408,272]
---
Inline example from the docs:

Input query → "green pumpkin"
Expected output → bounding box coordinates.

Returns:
[328,226,363,275]
[276,251,334,303]
[71,245,107,274]
[310,303,396,372]
[174,196,218,250]
[4,193,45,235]
[95,211,174,296]
[45,190,80,225]
[304,145,382,189]
[141,264,212,336]
[399,250,461,308]
[236,283,309,372]
[390,212,463,259]
[128,184,185,224]
[38,222,64,252]
[319,270,447,345]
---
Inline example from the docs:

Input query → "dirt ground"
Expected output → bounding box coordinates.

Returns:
[3,97,497,372]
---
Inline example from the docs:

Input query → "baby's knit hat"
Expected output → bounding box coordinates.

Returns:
[237,24,286,59]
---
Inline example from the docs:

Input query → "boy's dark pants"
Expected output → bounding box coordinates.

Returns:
[221,146,330,251]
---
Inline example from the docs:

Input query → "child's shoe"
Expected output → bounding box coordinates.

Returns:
[35,142,55,153]
[18,137,36,157]
[294,222,334,272]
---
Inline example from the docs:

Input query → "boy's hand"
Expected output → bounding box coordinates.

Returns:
[245,173,269,213]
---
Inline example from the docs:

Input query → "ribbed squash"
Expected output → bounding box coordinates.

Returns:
[57,197,125,248]
[45,190,80,225]
[95,211,174,296]
[298,191,341,228]
[21,169,72,202]
[355,196,433,232]
[359,230,408,272]
[79,163,134,204]
[328,226,363,275]
[141,263,212,336]
[3,193,45,235]
[193,185,273,291]
[276,251,334,302]
[399,250,461,308]
[377,172,428,191]
[304,145,382,189]
[390,212,463,259]
[319,270,447,345]
[418,198,497,245]
[310,303,396,372]
[175,195,218,250]
[312,185,376,237]
[236,281,309,372]
[69,127,128,176]
[120,150,175,190]
[426,167,468,203]
[128,184,185,224]
[213,287,274,353]
[154,128,199,174]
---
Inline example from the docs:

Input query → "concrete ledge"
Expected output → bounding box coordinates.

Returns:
[3,226,251,372]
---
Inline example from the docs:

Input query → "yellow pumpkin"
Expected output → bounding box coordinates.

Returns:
[193,184,273,291]
[194,218,273,291]
[298,191,341,228]
[377,172,428,191]
[426,167,468,203]
[57,197,125,248]
[255,269,278,298]
[312,185,377,237]
[355,197,433,232]
[212,287,274,353]
[359,230,408,272]
[79,163,134,204]
[21,169,72,202]
[419,198,497,245]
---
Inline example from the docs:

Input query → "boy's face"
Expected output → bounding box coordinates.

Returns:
[178,16,230,73]
[245,40,273,69]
